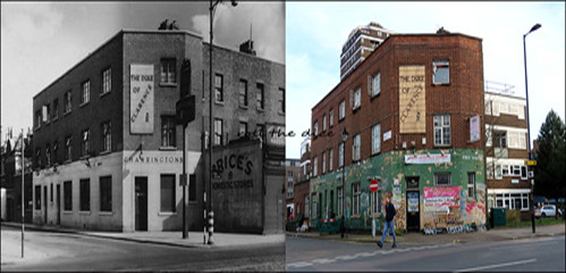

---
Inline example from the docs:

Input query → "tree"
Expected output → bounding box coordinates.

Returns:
[534,110,566,199]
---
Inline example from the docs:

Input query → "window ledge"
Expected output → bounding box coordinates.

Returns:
[100,91,111,98]
[63,211,73,215]
[214,100,225,106]
[256,108,265,113]
[99,150,111,156]
[79,211,91,215]
[64,111,72,116]
[160,83,177,88]
[158,212,177,216]
[432,83,450,86]
[79,102,89,108]
[239,105,249,110]
[278,111,285,116]
[98,211,113,216]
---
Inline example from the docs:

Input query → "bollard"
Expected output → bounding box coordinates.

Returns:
[208,211,215,245]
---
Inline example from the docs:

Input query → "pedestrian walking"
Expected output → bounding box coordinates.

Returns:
[377,196,397,248]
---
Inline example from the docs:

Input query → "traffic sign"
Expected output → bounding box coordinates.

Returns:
[525,160,537,166]
[370,179,379,192]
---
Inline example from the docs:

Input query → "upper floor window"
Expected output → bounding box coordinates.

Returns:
[102,67,112,94]
[65,136,72,161]
[80,80,90,105]
[434,114,451,146]
[101,121,112,152]
[214,74,223,102]
[339,100,346,120]
[81,129,90,157]
[45,145,51,166]
[256,83,264,110]
[214,118,223,146]
[371,72,381,97]
[160,58,176,84]
[433,60,450,84]
[161,116,176,148]
[52,99,59,120]
[279,88,285,113]
[339,142,345,167]
[52,141,58,164]
[64,90,72,113]
[329,148,334,172]
[35,110,42,129]
[352,133,361,161]
[322,152,326,174]
[352,88,361,110]
[322,115,327,131]
[44,104,51,123]
[329,109,334,127]
[372,123,381,154]
[314,121,319,137]
[313,156,318,177]
[239,79,248,107]
[239,121,248,137]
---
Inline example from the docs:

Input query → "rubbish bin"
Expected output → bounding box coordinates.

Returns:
[491,207,506,227]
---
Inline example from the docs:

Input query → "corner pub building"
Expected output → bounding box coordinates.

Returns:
[31,29,285,233]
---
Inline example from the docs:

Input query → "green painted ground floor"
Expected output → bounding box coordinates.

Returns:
[308,149,487,233]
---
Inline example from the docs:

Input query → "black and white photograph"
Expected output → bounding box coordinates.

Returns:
[1,1,285,271]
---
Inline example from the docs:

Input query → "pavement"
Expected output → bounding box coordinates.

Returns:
[286,223,566,245]
[0,221,284,250]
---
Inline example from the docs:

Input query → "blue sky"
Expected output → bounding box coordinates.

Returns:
[286,1,565,159]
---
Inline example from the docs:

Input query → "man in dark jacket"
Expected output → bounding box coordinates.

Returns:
[377,196,397,248]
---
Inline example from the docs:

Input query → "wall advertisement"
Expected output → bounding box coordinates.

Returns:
[399,65,426,134]
[130,64,154,134]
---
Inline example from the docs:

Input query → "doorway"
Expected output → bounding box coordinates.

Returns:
[135,177,148,231]
[405,176,420,232]
[56,184,61,225]
[43,185,48,224]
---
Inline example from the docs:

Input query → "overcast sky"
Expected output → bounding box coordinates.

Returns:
[1,1,284,136]
[286,1,565,158]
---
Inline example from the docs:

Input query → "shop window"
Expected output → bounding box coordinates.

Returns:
[305,196,310,218]
[189,174,196,202]
[160,174,176,213]
[64,181,72,211]
[100,176,112,212]
[337,186,343,216]
[80,178,90,211]
[352,183,360,215]
[35,185,41,210]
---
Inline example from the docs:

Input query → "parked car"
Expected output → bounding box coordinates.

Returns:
[535,204,558,218]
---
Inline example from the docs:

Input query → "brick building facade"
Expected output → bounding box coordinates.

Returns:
[484,89,531,221]
[31,29,285,233]
[309,32,487,233]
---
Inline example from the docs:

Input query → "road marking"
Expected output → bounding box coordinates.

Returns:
[287,243,454,268]
[454,258,537,272]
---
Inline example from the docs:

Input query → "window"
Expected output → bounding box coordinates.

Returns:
[337,187,343,216]
[189,174,196,202]
[53,99,59,120]
[339,100,345,120]
[521,166,528,179]
[45,145,51,166]
[100,176,112,212]
[434,114,451,146]
[435,173,451,186]
[44,104,51,123]
[160,58,176,84]
[329,109,334,127]
[352,134,361,161]
[50,184,53,202]
[433,60,450,84]
[239,79,248,107]
[80,178,90,211]
[65,136,72,161]
[64,90,72,113]
[339,142,345,167]
[329,148,334,171]
[372,123,381,154]
[372,190,382,215]
[467,173,476,198]
[502,165,509,176]
[495,164,502,179]
[160,174,176,213]
[64,181,72,211]
[312,193,318,218]
[239,122,248,137]
[101,121,111,152]
[314,122,319,137]
[353,88,361,110]
[161,116,176,148]
[35,110,42,129]
[81,80,90,105]
[494,131,507,148]
[323,115,327,131]
[372,72,381,97]
[322,152,326,174]
[81,129,90,157]
[256,83,264,110]
[313,156,318,177]
[486,163,494,179]
[214,74,223,102]
[35,148,41,168]
[214,118,223,146]
[352,183,360,215]
[102,67,112,94]
[35,185,41,210]
[279,88,285,113]
[52,141,58,164]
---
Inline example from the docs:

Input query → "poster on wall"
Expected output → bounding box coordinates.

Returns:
[399,65,426,134]
[423,187,461,212]
[130,64,154,134]
[407,191,419,212]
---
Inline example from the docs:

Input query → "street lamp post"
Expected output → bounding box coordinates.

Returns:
[208,0,237,245]
[523,23,541,234]
[340,128,348,239]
